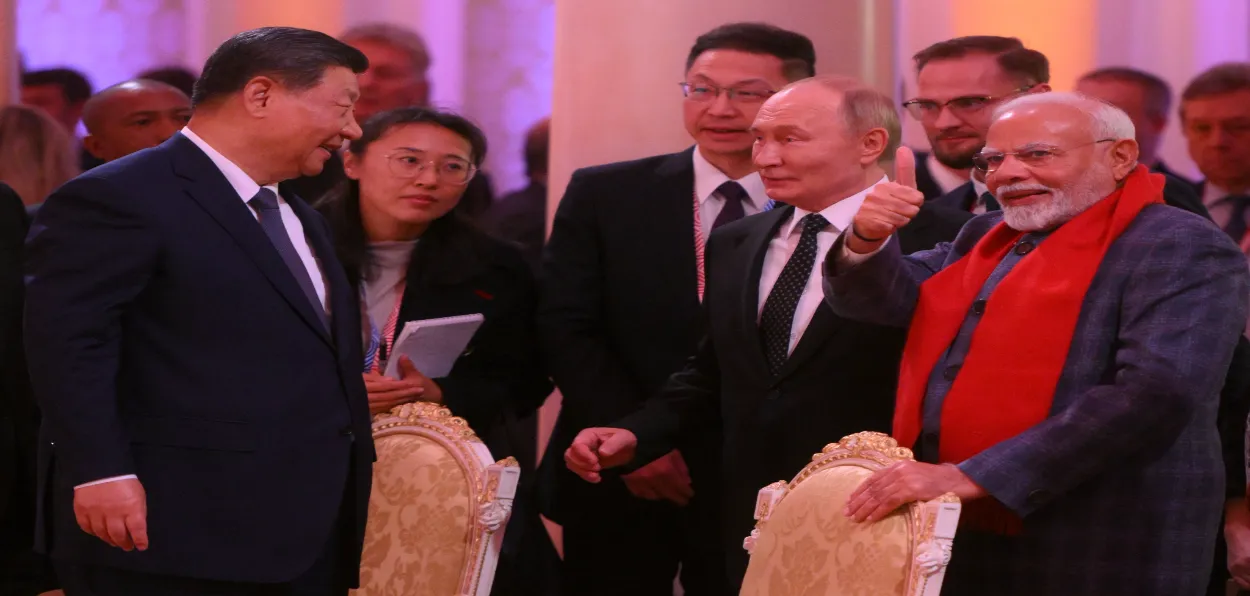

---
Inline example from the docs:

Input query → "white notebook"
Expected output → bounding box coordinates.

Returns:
[382,313,485,379]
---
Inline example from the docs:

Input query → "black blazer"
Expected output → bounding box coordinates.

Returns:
[933,174,1211,219]
[537,148,714,521]
[614,204,966,586]
[0,183,35,561]
[24,134,374,584]
[483,182,547,275]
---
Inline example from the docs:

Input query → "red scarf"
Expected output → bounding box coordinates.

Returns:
[893,165,1164,533]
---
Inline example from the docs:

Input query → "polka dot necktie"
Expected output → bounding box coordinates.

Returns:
[759,213,829,376]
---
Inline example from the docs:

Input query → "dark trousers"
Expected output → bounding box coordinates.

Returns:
[56,514,347,596]
[560,481,725,596]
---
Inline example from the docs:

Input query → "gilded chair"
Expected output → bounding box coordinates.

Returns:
[354,402,519,596]
[740,432,960,596]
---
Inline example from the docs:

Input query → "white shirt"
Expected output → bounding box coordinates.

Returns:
[926,153,966,196]
[757,177,885,353]
[76,128,330,491]
[693,147,770,241]
[970,176,990,213]
[1203,182,1242,236]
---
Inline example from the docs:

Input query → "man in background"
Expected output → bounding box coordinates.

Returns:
[21,67,99,172]
[1178,61,1250,595]
[1077,66,1193,184]
[82,79,192,164]
[486,117,550,272]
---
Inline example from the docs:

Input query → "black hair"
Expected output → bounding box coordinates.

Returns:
[193,26,368,107]
[21,68,92,103]
[315,107,492,288]
[686,22,816,81]
[913,36,1050,87]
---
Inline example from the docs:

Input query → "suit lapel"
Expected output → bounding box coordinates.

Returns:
[650,149,700,303]
[168,134,333,348]
[738,206,792,379]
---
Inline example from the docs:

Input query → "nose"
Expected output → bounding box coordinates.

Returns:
[706,90,738,117]
[753,139,781,169]
[989,154,1029,186]
[342,116,363,142]
[412,163,439,187]
[932,106,965,131]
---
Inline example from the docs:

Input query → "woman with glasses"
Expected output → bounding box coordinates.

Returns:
[317,106,551,431]
[316,107,557,593]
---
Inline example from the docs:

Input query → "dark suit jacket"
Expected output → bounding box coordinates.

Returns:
[24,134,374,584]
[483,182,547,274]
[287,150,496,221]
[613,202,968,587]
[1154,159,1195,187]
[825,207,1249,595]
[933,175,1211,219]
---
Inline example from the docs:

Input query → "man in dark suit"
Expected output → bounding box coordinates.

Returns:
[285,23,495,219]
[21,68,101,172]
[485,117,550,273]
[538,23,820,595]
[1077,67,1196,186]
[828,93,1246,596]
[562,76,970,590]
[24,27,374,595]
[1,182,56,593]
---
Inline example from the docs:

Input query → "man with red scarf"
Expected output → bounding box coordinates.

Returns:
[824,92,1249,595]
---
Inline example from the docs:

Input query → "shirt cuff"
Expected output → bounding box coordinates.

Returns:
[840,235,890,266]
[75,474,138,489]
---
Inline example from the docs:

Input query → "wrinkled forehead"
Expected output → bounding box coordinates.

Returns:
[752,84,842,131]
[984,104,1092,151]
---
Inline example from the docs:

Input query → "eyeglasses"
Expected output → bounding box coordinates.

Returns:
[679,82,776,104]
[901,86,1034,121]
[972,139,1116,173]
[386,151,477,184]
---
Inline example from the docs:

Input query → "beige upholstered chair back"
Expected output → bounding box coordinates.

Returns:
[353,402,519,596]
[740,432,960,596]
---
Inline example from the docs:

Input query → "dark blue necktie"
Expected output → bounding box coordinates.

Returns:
[1223,195,1250,243]
[249,188,327,328]
[979,191,1001,212]
[759,213,829,376]
[713,181,749,230]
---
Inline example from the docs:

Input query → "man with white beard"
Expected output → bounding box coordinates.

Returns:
[822,92,1249,595]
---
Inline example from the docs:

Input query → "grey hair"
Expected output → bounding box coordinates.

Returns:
[992,91,1136,141]
[340,23,431,75]
[790,74,901,162]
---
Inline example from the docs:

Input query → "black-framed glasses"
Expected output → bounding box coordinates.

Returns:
[385,151,477,184]
[679,82,776,104]
[901,86,1034,121]
[972,139,1116,173]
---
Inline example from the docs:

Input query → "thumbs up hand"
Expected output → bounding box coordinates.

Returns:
[848,147,927,253]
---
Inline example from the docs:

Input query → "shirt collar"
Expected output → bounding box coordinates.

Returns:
[181,126,279,203]
[692,146,770,211]
[971,173,989,199]
[925,153,968,195]
[783,176,888,238]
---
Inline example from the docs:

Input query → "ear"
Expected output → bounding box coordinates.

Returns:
[240,76,278,117]
[82,134,106,160]
[860,127,889,166]
[1109,138,1140,181]
[342,151,362,180]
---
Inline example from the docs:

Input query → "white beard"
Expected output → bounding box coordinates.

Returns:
[996,167,1111,232]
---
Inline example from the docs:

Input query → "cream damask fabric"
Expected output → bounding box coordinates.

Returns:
[354,434,473,596]
[740,466,910,596]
